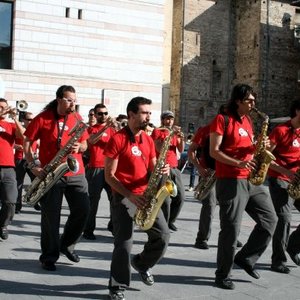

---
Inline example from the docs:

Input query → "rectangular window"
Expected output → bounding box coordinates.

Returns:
[0,0,13,69]
[66,7,70,18]
[78,9,82,20]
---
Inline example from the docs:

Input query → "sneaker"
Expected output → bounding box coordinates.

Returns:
[271,264,290,274]
[109,289,125,300]
[215,278,235,290]
[188,186,194,192]
[194,240,209,250]
[41,261,56,271]
[169,223,178,231]
[0,227,8,240]
[287,247,300,266]
[131,256,154,286]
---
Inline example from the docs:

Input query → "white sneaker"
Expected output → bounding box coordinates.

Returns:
[188,187,194,192]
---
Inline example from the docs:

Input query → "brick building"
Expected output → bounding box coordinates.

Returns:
[170,0,300,133]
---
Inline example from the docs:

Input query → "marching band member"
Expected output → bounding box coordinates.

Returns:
[23,85,90,271]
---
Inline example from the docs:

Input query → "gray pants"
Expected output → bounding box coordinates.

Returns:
[268,177,300,266]
[215,178,277,280]
[0,167,17,229]
[84,167,112,235]
[39,175,90,264]
[196,185,217,243]
[109,193,170,289]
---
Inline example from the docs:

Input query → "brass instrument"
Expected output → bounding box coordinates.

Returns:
[17,100,28,112]
[23,120,88,206]
[287,169,300,199]
[0,106,17,119]
[194,169,216,202]
[134,128,177,230]
[248,107,275,185]
[89,117,115,144]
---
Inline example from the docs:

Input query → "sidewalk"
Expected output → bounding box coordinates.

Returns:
[1,173,300,299]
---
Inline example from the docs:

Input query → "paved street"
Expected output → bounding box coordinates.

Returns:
[1,172,300,299]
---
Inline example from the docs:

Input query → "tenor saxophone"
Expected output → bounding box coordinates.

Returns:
[23,120,88,206]
[134,128,177,230]
[248,108,275,185]
[194,169,216,202]
[287,168,300,199]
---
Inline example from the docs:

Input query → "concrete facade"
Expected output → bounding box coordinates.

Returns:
[0,0,169,125]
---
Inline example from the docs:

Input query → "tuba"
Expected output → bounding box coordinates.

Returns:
[287,169,300,200]
[23,119,88,206]
[194,169,216,202]
[248,107,275,185]
[134,128,177,230]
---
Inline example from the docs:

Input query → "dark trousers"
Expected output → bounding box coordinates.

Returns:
[196,185,217,243]
[268,177,299,266]
[39,175,89,264]
[168,168,185,225]
[0,167,17,228]
[84,167,112,234]
[287,198,300,254]
[15,159,35,212]
[109,193,170,289]
[215,178,277,280]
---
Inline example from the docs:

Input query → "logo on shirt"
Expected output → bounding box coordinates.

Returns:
[0,126,6,133]
[238,128,248,137]
[293,139,300,147]
[102,132,108,137]
[58,122,69,131]
[131,145,142,156]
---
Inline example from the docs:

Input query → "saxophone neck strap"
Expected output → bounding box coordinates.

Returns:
[56,114,68,150]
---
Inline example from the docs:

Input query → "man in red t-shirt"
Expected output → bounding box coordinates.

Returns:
[210,84,277,290]
[104,97,170,300]
[0,98,25,240]
[151,110,185,231]
[268,99,300,273]
[14,112,38,213]
[83,103,116,240]
[23,85,90,272]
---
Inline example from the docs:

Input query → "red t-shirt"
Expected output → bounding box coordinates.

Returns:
[88,124,116,168]
[193,124,210,168]
[24,110,89,176]
[14,137,39,160]
[151,128,179,168]
[0,120,16,166]
[269,120,300,181]
[210,113,255,178]
[104,128,156,194]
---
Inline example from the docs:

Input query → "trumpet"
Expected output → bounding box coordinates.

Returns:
[17,100,28,112]
[0,106,17,119]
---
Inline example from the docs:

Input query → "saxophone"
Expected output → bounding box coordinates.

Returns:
[134,128,177,230]
[23,120,88,206]
[194,169,216,202]
[287,169,300,199]
[248,107,275,185]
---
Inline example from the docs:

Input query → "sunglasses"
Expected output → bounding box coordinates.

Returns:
[96,112,108,116]
[89,113,95,117]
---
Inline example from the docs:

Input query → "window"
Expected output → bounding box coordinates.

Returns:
[0,1,13,69]
[65,7,70,18]
[78,9,82,20]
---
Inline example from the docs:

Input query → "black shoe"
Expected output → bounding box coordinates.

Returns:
[271,264,290,274]
[82,232,96,240]
[107,220,113,233]
[34,203,41,211]
[234,256,260,279]
[215,278,235,290]
[287,247,300,266]
[131,256,154,286]
[41,261,56,271]
[109,289,125,300]
[0,227,8,240]
[237,240,243,248]
[60,247,80,263]
[169,223,178,231]
[194,241,209,250]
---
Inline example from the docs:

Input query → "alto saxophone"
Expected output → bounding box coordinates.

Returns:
[134,128,177,230]
[248,107,275,185]
[287,169,300,199]
[23,120,88,206]
[194,169,216,202]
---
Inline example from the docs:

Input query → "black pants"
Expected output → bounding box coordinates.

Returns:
[269,177,296,266]
[84,167,112,235]
[215,178,277,280]
[15,159,35,212]
[109,193,170,289]
[39,175,89,264]
[0,167,17,228]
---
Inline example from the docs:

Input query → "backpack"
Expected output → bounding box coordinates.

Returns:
[201,114,229,170]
